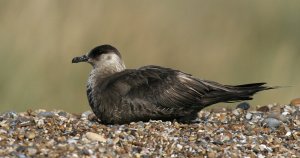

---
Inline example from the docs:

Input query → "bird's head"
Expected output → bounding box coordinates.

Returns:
[72,45,125,71]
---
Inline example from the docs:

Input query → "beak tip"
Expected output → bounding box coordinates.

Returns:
[72,55,89,64]
[71,58,78,63]
[71,59,77,63]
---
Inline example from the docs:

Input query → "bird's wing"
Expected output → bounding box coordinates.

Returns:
[100,65,219,109]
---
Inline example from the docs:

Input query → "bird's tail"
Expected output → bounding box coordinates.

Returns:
[200,81,275,106]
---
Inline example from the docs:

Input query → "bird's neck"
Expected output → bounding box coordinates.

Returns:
[94,61,126,78]
[92,53,126,78]
[88,61,126,90]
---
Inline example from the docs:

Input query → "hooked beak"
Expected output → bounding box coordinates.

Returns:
[72,55,89,63]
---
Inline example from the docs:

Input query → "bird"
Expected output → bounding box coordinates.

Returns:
[72,44,274,124]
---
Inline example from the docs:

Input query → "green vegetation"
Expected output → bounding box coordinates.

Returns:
[0,1,299,112]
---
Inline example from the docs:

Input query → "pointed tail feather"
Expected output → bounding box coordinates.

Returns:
[200,82,276,106]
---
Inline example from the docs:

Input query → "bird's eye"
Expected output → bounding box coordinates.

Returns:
[106,55,112,60]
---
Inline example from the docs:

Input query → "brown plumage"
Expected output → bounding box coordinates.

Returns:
[72,45,273,124]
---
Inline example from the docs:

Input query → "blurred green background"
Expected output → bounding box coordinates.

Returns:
[0,0,299,112]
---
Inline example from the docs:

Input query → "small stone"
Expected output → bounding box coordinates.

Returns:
[36,119,44,128]
[16,146,27,152]
[294,120,300,126]
[88,113,97,121]
[282,111,289,116]
[270,105,281,113]
[67,138,78,144]
[198,111,211,120]
[113,137,120,144]
[19,119,34,127]
[221,135,231,142]
[86,132,106,142]
[263,118,281,129]
[57,136,66,142]
[292,132,300,140]
[291,98,300,106]
[99,148,106,153]
[25,132,36,139]
[268,113,287,122]
[27,148,37,156]
[236,102,250,110]
[58,111,67,117]
[216,113,227,123]
[257,153,264,158]
[81,111,93,120]
[284,105,296,114]
[245,113,253,120]
[18,134,25,140]
[232,109,242,116]
[259,144,266,151]
[189,136,197,141]
[57,144,67,150]
[3,111,18,119]
[259,144,272,152]
[82,149,93,155]
[0,129,7,134]
[37,112,55,118]
[285,131,292,137]
[16,154,27,158]
[134,153,141,158]
[68,145,76,151]
[207,151,216,158]
[257,106,269,112]
[46,139,55,147]
[176,144,183,150]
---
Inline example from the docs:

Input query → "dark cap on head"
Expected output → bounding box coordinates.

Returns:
[87,45,121,59]
[72,44,121,63]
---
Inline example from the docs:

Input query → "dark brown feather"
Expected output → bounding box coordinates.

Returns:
[89,65,271,124]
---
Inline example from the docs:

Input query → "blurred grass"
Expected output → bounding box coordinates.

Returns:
[0,0,299,112]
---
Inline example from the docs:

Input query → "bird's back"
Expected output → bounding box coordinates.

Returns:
[73,45,274,125]
[88,66,272,124]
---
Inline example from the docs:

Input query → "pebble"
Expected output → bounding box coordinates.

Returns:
[67,138,78,144]
[285,131,292,137]
[81,111,93,120]
[37,112,55,118]
[16,146,27,152]
[16,154,26,158]
[245,112,252,120]
[0,104,298,157]
[58,111,68,117]
[284,105,296,114]
[257,106,269,112]
[86,132,106,142]
[263,118,281,129]
[46,139,55,147]
[232,109,241,116]
[25,132,36,139]
[207,151,216,158]
[2,111,18,119]
[36,119,44,128]
[27,148,37,156]
[259,144,267,151]
[176,144,183,150]
[267,113,287,122]
[236,102,250,110]
[290,98,300,106]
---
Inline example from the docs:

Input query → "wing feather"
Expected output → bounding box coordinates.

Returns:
[101,66,210,110]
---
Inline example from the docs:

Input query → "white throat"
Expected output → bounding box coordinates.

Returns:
[87,53,126,90]
[94,53,125,73]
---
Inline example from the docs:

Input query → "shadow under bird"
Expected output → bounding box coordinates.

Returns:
[72,45,274,124]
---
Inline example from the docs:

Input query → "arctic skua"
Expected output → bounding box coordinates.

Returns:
[72,45,273,124]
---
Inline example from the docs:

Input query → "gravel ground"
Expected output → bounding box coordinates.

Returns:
[0,99,300,158]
